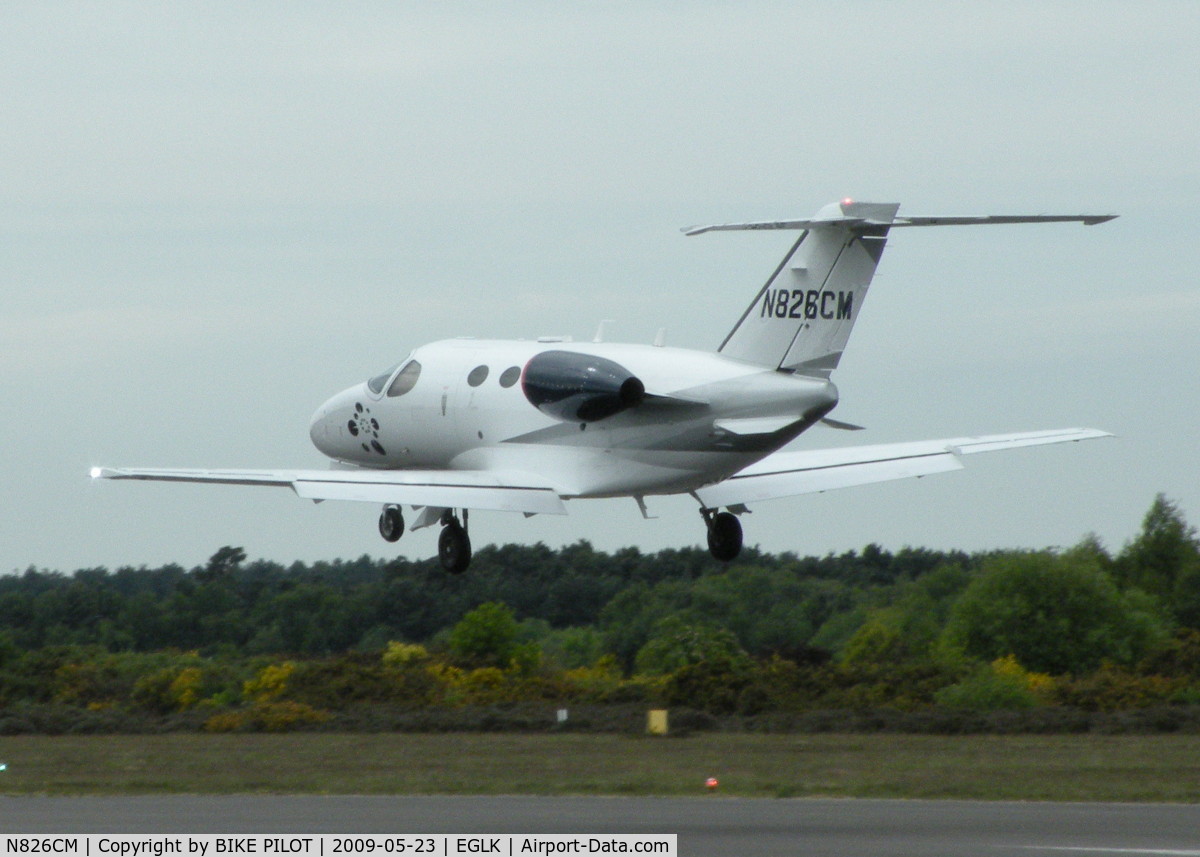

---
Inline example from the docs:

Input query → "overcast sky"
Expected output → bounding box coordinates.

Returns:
[3,2,1199,573]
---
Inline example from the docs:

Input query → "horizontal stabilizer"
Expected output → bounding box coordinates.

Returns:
[685,212,1116,234]
[694,427,1111,508]
[820,417,865,431]
[704,200,1117,376]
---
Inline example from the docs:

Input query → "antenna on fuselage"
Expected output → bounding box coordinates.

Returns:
[592,320,616,343]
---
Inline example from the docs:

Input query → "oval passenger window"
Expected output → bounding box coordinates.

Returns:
[499,366,521,388]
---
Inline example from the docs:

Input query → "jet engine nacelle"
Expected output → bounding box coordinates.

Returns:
[522,350,645,422]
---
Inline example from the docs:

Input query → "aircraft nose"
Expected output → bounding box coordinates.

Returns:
[309,403,333,455]
[309,391,352,459]
[309,385,374,461]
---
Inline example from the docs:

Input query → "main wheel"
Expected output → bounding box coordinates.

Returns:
[438,520,472,574]
[378,505,404,542]
[707,511,743,562]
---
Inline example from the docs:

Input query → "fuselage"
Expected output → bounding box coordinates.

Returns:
[308,339,838,499]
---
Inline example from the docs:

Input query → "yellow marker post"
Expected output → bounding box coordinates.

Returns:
[647,709,669,735]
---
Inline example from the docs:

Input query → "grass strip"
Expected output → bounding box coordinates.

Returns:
[0,733,1197,801]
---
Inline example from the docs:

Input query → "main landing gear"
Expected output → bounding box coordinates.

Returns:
[702,507,743,562]
[437,509,472,575]
[378,504,472,573]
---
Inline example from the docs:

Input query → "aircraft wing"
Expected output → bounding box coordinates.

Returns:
[692,428,1111,508]
[89,466,567,515]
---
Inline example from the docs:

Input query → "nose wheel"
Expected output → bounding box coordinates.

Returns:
[378,505,405,542]
[703,508,743,562]
[438,510,472,574]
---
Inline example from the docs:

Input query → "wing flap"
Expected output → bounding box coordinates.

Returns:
[91,466,567,515]
[291,474,566,515]
[695,448,963,507]
[694,427,1110,508]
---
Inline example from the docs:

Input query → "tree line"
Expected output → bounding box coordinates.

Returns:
[1,494,1199,732]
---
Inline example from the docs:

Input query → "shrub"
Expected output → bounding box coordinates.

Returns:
[132,666,201,714]
[458,667,510,704]
[382,641,430,669]
[286,656,410,708]
[821,661,958,711]
[1138,629,1200,677]
[664,658,754,714]
[934,661,1040,711]
[1052,663,1184,711]
[203,700,330,732]
[242,661,295,703]
[560,657,625,702]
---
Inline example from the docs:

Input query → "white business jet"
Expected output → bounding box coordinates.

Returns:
[91,200,1115,573]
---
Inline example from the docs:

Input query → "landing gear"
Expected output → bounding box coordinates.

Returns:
[438,510,472,574]
[704,509,743,562]
[376,504,472,573]
[378,505,404,543]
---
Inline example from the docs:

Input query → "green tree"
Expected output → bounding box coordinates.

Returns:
[1117,494,1200,627]
[840,563,971,667]
[633,615,750,675]
[447,602,524,669]
[683,566,817,655]
[938,551,1169,674]
[197,546,246,583]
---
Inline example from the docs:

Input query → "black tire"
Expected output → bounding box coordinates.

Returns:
[378,506,404,543]
[438,520,472,574]
[707,511,743,562]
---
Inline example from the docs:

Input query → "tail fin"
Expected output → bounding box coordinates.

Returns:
[688,200,1116,376]
[707,200,898,375]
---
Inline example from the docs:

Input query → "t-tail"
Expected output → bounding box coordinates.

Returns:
[686,200,1116,378]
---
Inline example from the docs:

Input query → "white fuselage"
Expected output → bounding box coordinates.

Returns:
[308,339,838,499]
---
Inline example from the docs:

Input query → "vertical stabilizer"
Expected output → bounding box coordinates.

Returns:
[689,201,1115,376]
[712,200,899,375]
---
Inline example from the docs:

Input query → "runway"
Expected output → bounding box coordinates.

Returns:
[2,796,1200,857]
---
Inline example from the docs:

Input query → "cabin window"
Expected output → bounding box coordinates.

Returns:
[386,360,422,397]
[499,366,521,388]
[467,365,489,387]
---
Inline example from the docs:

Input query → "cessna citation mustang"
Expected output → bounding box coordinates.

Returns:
[91,200,1115,573]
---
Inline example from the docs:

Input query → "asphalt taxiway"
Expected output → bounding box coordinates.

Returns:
[2,796,1200,857]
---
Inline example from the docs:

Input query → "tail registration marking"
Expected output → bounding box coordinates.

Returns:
[761,289,853,320]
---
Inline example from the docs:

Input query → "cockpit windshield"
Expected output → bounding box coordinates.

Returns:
[367,363,401,395]
[386,360,422,397]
